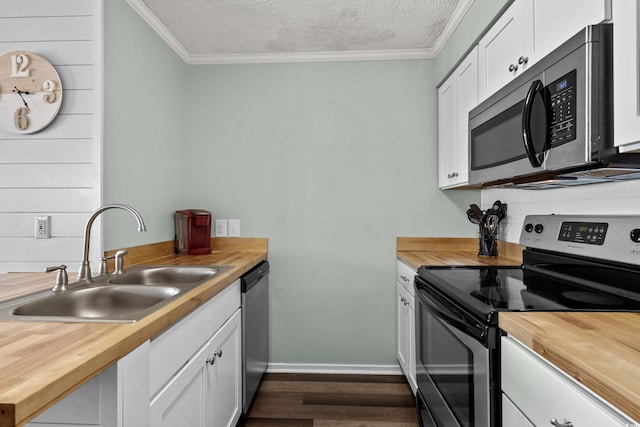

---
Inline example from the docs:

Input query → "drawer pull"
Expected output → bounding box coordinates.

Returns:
[400,275,409,282]
[206,350,223,365]
[550,419,573,427]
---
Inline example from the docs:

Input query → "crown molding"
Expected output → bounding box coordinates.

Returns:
[126,0,191,63]
[127,0,475,65]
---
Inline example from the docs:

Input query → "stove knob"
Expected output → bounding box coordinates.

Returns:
[534,224,544,234]
[524,223,534,233]
[630,229,640,242]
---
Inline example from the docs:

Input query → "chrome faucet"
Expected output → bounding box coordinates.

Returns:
[77,204,146,282]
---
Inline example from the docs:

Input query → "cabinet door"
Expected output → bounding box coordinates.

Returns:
[150,341,210,427]
[438,74,459,188]
[438,48,478,189]
[502,393,534,427]
[478,0,532,101]
[502,337,635,426]
[207,310,242,427]
[396,282,416,392]
[613,0,640,151]
[532,0,610,61]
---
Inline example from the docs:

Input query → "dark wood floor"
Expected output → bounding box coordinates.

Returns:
[237,373,419,427]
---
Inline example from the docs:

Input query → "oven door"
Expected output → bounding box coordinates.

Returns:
[414,279,497,427]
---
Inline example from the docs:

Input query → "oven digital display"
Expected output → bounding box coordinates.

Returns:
[558,221,608,245]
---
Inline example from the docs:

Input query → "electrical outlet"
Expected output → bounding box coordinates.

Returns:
[228,219,240,237]
[215,219,228,237]
[35,216,50,239]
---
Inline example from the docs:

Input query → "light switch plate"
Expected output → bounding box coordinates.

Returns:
[228,219,240,237]
[215,219,228,237]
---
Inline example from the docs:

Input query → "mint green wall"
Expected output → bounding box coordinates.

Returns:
[101,0,510,366]
[184,61,477,365]
[103,0,188,249]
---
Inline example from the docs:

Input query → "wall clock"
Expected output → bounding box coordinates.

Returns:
[0,51,63,134]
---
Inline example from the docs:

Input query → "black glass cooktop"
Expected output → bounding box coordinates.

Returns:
[416,258,640,325]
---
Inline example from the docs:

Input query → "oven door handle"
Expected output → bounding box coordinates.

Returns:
[415,285,487,344]
[522,79,547,168]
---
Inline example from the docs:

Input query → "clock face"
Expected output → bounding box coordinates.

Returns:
[0,51,63,134]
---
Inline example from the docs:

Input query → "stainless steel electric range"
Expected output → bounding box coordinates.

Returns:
[414,214,640,427]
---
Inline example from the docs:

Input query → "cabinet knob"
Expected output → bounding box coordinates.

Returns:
[206,349,223,365]
[518,56,529,65]
[447,172,459,179]
[508,63,518,72]
[550,419,573,427]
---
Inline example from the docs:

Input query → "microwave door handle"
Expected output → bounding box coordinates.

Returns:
[522,80,546,168]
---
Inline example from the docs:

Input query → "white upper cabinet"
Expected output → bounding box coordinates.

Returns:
[531,0,611,61]
[478,0,533,101]
[613,0,640,151]
[478,0,610,102]
[438,47,478,189]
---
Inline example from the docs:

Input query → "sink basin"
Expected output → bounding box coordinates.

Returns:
[109,266,223,287]
[12,285,180,319]
[0,265,231,323]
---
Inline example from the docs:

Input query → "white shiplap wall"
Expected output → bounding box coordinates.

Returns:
[0,0,102,273]
[483,180,640,243]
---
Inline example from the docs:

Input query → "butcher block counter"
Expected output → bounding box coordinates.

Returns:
[0,237,267,427]
[500,312,640,423]
[397,237,524,269]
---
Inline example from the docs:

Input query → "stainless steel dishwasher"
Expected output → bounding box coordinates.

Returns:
[241,260,269,413]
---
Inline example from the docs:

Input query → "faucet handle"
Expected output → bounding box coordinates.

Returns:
[114,249,129,275]
[46,265,68,292]
[99,255,115,276]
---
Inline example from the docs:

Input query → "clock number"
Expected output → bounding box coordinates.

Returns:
[43,80,57,103]
[10,54,30,77]
[14,107,29,130]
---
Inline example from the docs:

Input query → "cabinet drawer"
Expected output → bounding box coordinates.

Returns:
[150,280,240,396]
[396,260,416,296]
[502,393,533,427]
[501,337,635,426]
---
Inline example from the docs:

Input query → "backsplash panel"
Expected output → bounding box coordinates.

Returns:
[483,180,640,243]
[0,0,102,273]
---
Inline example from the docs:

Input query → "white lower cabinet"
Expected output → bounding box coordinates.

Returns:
[150,310,241,427]
[501,336,637,427]
[26,279,242,427]
[396,260,416,393]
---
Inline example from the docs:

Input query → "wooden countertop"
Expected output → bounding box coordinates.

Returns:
[397,237,523,269]
[0,238,267,427]
[500,312,640,423]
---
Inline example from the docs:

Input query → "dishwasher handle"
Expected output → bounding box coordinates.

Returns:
[241,260,269,292]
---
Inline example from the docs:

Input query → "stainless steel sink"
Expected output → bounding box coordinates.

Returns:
[12,285,180,319]
[109,266,222,287]
[0,265,231,323]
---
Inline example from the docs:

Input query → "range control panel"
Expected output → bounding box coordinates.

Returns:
[520,215,640,265]
[558,221,608,245]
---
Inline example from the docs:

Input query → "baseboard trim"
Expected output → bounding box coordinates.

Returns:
[266,363,403,376]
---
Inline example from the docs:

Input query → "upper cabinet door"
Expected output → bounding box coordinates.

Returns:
[478,0,610,102]
[478,0,532,101]
[531,0,611,61]
[613,0,640,151]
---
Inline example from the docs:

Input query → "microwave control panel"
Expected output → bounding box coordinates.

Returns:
[548,70,577,146]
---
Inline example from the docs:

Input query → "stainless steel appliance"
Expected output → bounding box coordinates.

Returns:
[241,260,269,413]
[469,24,640,188]
[414,214,640,426]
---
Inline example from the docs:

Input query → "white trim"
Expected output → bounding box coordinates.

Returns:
[266,363,403,376]
[125,0,191,63]
[431,0,476,54]
[125,0,475,64]
[188,48,435,64]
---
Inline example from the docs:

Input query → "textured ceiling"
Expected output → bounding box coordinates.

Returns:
[128,0,472,63]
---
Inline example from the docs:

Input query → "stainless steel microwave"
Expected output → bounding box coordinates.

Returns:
[467,23,636,187]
